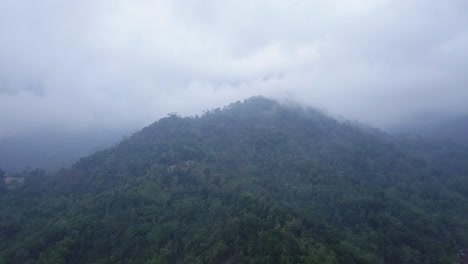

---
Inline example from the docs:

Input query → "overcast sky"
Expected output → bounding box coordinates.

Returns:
[0,0,467,137]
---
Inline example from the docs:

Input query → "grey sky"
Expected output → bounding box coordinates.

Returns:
[1,0,467,137]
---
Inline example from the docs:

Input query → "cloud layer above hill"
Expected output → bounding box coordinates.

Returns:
[1,0,467,136]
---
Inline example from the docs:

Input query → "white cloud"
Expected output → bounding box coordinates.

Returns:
[0,0,467,137]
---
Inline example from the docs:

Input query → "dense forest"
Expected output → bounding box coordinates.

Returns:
[1,96,467,263]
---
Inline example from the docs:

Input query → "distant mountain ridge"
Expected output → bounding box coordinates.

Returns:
[0,128,133,171]
[1,96,467,263]
[426,115,468,144]
[388,113,468,145]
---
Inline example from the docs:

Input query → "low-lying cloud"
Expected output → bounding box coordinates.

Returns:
[1,0,467,137]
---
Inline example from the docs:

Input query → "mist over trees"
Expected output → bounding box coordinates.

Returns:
[1,1,467,262]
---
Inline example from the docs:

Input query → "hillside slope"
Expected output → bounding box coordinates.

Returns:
[1,97,468,264]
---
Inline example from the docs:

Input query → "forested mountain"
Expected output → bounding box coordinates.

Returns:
[1,96,468,264]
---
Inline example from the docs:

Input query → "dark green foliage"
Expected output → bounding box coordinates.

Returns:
[1,96,467,263]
